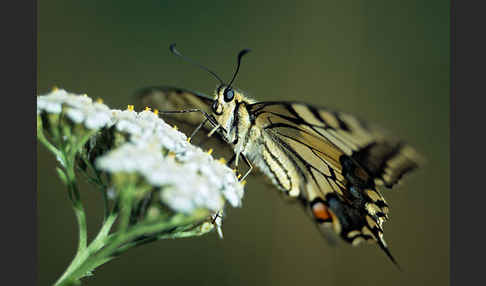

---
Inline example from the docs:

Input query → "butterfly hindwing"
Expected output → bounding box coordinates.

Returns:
[247,101,419,263]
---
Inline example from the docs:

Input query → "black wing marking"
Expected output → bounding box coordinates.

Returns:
[250,101,421,188]
[248,101,420,266]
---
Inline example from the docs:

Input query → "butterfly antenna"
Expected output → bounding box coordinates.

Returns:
[227,48,251,88]
[377,236,402,271]
[169,43,224,85]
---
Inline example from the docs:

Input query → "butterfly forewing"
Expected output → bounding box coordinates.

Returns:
[136,86,214,126]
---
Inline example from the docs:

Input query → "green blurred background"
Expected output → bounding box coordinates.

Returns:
[37,1,449,285]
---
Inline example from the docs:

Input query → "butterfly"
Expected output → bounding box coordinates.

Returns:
[136,44,421,267]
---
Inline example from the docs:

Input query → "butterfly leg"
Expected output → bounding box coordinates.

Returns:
[207,124,222,137]
[158,108,219,129]
[226,154,244,179]
[240,154,253,181]
[189,118,208,139]
[225,153,251,181]
[235,152,240,167]
[158,109,229,143]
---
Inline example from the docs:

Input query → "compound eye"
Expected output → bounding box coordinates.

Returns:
[223,88,234,102]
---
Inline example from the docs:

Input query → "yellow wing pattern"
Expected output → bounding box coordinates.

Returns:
[248,101,421,265]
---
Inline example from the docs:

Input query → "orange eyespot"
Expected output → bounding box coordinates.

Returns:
[312,202,332,221]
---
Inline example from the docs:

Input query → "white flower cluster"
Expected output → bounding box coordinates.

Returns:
[37,89,244,216]
[37,89,113,130]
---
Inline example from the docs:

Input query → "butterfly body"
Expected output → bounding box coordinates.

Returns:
[136,45,421,267]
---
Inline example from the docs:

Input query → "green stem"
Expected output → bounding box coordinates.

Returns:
[66,165,87,252]
[37,118,63,163]
[90,213,118,251]
[54,213,117,286]
[115,221,214,253]
[53,154,91,286]
[73,201,87,252]
[69,131,96,159]
[118,184,135,233]
[55,211,208,286]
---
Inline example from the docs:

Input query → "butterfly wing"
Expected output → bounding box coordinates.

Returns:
[136,86,214,126]
[135,86,232,156]
[247,101,421,264]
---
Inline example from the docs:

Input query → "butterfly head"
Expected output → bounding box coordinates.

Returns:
[208,85,244,141]
[169,43,251,140]
[212,85,241,115]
